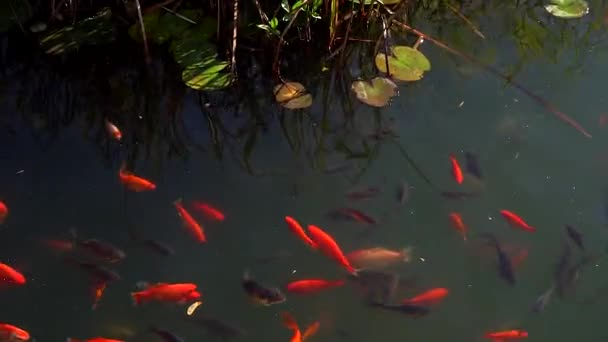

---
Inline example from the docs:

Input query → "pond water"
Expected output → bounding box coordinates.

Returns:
[1,1,608,341]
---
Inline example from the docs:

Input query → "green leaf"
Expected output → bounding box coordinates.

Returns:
[40,8,116,56]
[281,0,291,12]
[270,17,279,29]
[128,10,160,42]
[375,45,431,81]
[351,77,398,107]
[545,0,589,18]
[182,61,232,90]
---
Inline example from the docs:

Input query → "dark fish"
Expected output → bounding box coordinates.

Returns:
[368,301,429,317]
[440,191,479,199]
[150,327,184,342]
[189,316,247,340]
[531,285,555,313]
[346,187,381,200]
[70,229,126,263]
[142,239,175,256]
[65,257,121,283]
[565,225,584,250]
[347,270,409,304]
[327,208,376,224]
[480,233,515,286]
[464,152,483,179]
[242,271,285,306]
[396,181,410,205]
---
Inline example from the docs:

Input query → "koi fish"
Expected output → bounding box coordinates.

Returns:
[0,323,30,341]
[327,208,376,225]
[131,283,201,306]
[0,201,7,224]
[346,247,412,270]
[0,263,26,285]
[345,187,381,200]
[307,225,356,274]
[449,212,467,241]
[285,216,317,249]
[105,119,122,141]
[149,327,184,342]
[402,288,449,305]
[484,329,528,340]
[192,202,225,222]
[480,233,515,286]
[67,337,125,342]
[464,151,483,179]
[66,258,121,284]
[368,301,429,317]
[285,279,345,294]
[174,199,206,243]
[565,225,584,250]
[70,229,126,263]
[449,154,463,184]
[281,312,320,342]
[242,271,285,306]
[118,164,156,192]
[500,210,535,232]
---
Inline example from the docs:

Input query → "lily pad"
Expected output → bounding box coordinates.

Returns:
[128,9,205,44]
[351,77,398,107]
[375,46,431,81]
[545,0,589,18]
[274,82,313,109]
[40,8,116,55]
[182,59,232,90]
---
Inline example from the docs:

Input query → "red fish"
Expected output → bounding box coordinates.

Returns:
[402,288,449,305]
[484,329,528,340]
[449,212,468,241]
[449,154,464,184]
[192,202,225,222]
[281,312,320,342]
[285,216,317,249]
[131,283,201,305]
[118,164,156,192]
[67,338,125,342]
[0,323,30,341]
[105,119,122,141]
[0,262,26,285]
[307,225,356,274]
[0,201,7,224]
[285,279,345,294]
[174,199,207,243]
[500,210,535,232]
[328,208,376,224]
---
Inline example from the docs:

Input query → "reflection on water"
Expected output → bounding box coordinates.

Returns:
[1,0,608,341]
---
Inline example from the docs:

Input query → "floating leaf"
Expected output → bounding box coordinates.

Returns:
[351,77,398,107]
[375,46,431,81]
[40,8,116,55]
[128,9,206,44]
[545,0,589,18]
[274,82,313,109]
[182,60,232,90]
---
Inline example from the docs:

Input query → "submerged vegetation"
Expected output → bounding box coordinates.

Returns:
[0,0,606,178]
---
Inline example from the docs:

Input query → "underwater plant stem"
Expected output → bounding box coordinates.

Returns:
[446,3,485,40]
[231,0,238,79]
[160,6,197,24]
[391,20,592,139]
[273,0,310,79]
[134,0,152,65]
[252,0,269,23]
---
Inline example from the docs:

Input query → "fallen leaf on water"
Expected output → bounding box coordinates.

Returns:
[274,82,313,109]
[375,46,431,82]
[351,77,398,107]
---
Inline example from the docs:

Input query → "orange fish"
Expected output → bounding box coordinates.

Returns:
[484,329,528,340]
[0,262,26,285]
[449,154,464,184]
[105,119,122,141]
[0,201,7,224]
[281,312,320,342]
[285,279,345,294]
[91,281,107,310]
[39,238,74,253]
[285,216,317,249]
[174,199,207,243]
[449,212,468,241]
[402,288,449,305]
[67,338,125,342]
[131,282,201,306]
[118,164,156,192]
[0,323,30,341]
[346,247,412,270]
[500,210,535,232]
[307,225,356,274]
[192,202,225,221]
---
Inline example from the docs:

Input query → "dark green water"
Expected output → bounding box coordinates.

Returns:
[1,2,608,341]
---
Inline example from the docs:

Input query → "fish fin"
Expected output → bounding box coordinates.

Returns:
[302,321,320,341]
[281,312,299,330]
[173,198,183,206]
[400,247,413,262]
